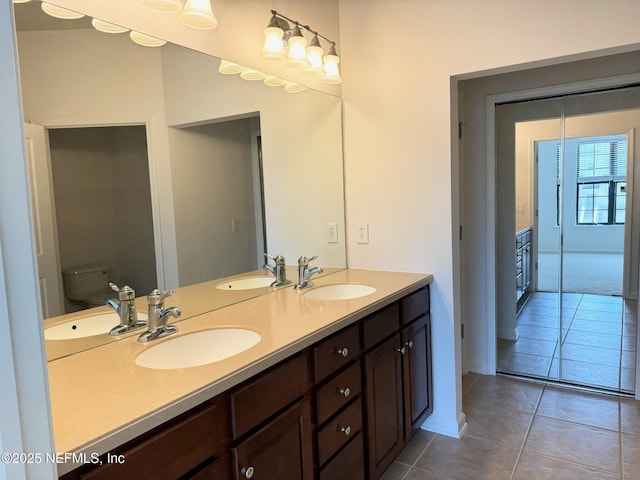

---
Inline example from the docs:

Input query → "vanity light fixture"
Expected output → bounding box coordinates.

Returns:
[260,10,342,84]
[141,0,218,30]
[41,2,85,19]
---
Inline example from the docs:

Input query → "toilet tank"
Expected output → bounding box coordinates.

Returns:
[62,264,109,301]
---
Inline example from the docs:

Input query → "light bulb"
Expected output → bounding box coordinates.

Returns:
[284,25,309,69]
[240,68,267,81]
[141,0,182,12]
[264,76,287,87]
[304,35,324,77]
[284,82,307,93]
[260,16,286,61]
[320,44,342,84]
[180,0,217,30]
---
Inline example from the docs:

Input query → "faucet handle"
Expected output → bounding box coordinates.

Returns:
[298,255,318,266]
[147,288,175,306]
[109,283,135,301]
[265,253,286,266]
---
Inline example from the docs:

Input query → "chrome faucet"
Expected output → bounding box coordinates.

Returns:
[106,283,146,336]
[294,255,323,290]
[263,253,291,287]
[137,289,182,343]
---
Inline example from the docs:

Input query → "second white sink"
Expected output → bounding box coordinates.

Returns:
[135,328,262,369]
[304,284,377,300]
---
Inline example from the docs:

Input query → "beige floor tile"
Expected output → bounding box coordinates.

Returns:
[404,467,448,480]
[536,386,620,431]
[415,434,518,480]
[513,451,620,480]
[395,429,435,465]
[524,416,620,473]
[461,399,532,449]
[463,375,543,413]
[622,432,640,479]
[380,461,412,480]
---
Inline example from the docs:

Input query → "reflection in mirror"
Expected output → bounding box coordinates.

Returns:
[14,1,346,359]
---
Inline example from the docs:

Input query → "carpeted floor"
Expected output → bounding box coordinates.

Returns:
[537,252,623,296]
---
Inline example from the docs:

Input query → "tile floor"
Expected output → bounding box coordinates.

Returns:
[381,373,640,480]
[497,292,637,393]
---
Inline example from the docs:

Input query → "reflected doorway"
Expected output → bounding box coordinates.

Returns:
[496,87,640,394]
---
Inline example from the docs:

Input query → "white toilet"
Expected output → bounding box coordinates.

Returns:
[62,264,112,309]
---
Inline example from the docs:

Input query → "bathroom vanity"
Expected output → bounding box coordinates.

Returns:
[49,269,432,479]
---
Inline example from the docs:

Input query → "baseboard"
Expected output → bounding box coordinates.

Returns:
[420,411,467,439]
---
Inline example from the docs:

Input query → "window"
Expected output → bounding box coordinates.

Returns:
[576,139,627,225]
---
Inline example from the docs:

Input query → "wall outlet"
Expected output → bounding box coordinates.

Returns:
[231,219,239,233]
[327,223,338,243]
[356,223,369,244]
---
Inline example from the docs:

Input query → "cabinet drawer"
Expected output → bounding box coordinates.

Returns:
[317,398,362,466]
[319,432,365,480]
[362,303,399,350]
[316,360,362,425]
[400,287,430,325]
[80,398,229,480]
[231,352,310,439]
[314,323,360,383]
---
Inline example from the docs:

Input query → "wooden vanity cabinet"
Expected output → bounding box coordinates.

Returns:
[60,395,232,480]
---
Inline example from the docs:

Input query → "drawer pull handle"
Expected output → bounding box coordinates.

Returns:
[338,425,351,436]
[335,347,349,357]
[397,347,406,355]
[405,340,414,349]
[241,466,255,479]
[336,387,351,397]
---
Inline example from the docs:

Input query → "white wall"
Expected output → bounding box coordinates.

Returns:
[169,120,259,285]
[338,0,640,438]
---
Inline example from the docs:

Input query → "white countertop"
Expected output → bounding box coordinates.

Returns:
[47,268,433,476]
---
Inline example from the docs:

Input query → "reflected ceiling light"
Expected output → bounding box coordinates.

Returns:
[179,0,217,30]
[218,60,244,75]
[259,10,342,84]
[284,82,307,93]
[264,75,287,87]
[41,2,84,19]
[141,0,182,12]
[130,31,167,47]
[239,68,267,81]
[92,18,129,34]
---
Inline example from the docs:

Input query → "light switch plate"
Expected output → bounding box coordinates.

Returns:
[356,223,369,244]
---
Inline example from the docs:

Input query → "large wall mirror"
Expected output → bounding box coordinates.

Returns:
[14,1,346,359]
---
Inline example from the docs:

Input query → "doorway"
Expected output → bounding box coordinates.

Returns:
[495,87,640,394]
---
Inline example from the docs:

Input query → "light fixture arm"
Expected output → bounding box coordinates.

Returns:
[270,10,337,51]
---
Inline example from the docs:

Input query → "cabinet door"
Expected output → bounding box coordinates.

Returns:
[232,398,313,480]
[364,334,404,479]
[401,314,432,440]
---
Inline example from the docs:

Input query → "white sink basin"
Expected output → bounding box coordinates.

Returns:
[135,328,262,369]
[216,276,274,290]
[44,312,149,340]
[304,284,377,300]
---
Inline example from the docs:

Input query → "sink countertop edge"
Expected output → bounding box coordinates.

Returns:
[49,269,433,476]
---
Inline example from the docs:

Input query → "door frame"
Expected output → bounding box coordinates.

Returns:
[485,72,640,399]
[33,116,179,292]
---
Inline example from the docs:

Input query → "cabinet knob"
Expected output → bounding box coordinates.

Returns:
[241,466,255,479]
[335,347,349,357]
[397,346,406,355]
[405,340,414,349]
[337,425,351,436]
[336,387,351,397]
